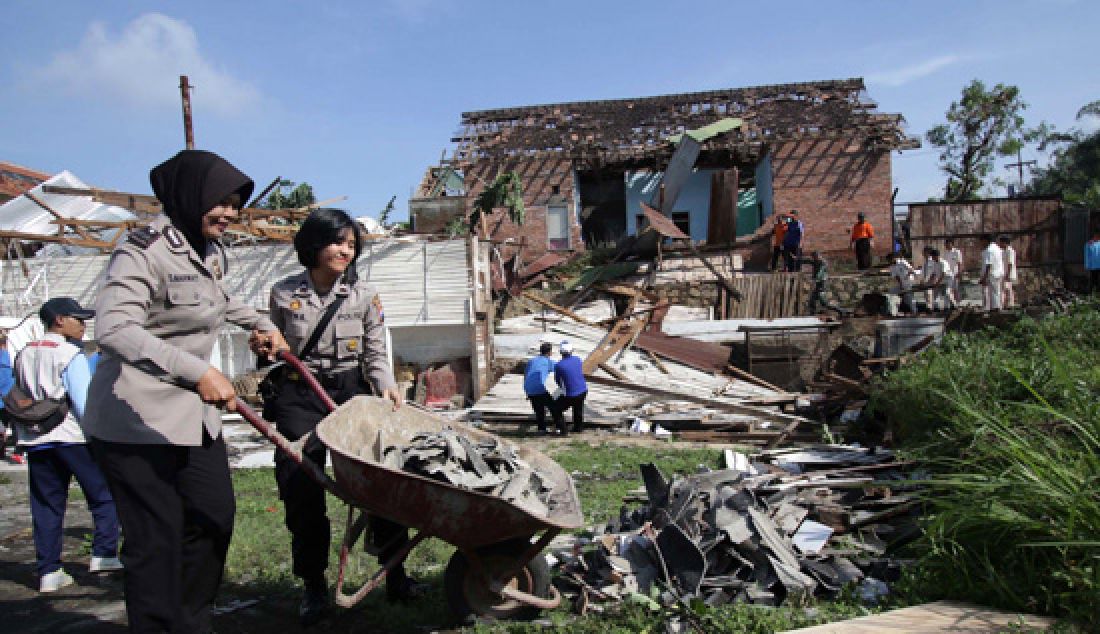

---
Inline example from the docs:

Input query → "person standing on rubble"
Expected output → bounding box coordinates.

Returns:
[944,238,964,306]
[1087,228,1100,293]
[887,251,917,315]
[998,235,1018,308]
[85,150,288,633]
[805,251,844,315]
[553,340,588,434]
[769,213,788,271]
[524,341,563,435]
[849,212,875,270]
[782,211,804,272]
[252,208,419,626]
[979,234,1004,311]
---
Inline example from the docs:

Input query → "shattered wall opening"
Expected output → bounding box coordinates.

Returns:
[577,168,627,248]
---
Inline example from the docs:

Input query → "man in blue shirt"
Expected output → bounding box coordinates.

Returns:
[553,340,588,434]
[523,342,562,435]
[782,211,804,272]
[0,330,15,464]
[1086,229,1100,294]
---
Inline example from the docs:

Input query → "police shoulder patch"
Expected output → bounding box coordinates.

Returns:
[163,226,186,250]
[126,226,161,249]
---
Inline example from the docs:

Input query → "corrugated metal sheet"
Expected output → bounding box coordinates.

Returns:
[0,171,134,245]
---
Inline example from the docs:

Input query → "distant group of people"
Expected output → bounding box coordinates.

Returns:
[886,234,1017,313]
[522,340,588,436]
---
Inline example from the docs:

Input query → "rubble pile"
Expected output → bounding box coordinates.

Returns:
[370,428,554,517]
[553,446,917,609]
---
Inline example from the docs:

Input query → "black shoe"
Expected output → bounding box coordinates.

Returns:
[536,428,549,436]
[299,581,330,627]
[386,575,429,602]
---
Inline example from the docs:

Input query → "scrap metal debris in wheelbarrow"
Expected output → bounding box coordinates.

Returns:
[364,427,554,518]
[551,445,919,611]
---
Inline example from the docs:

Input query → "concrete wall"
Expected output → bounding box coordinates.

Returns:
[390,324,473,365]
[770,139,893,258]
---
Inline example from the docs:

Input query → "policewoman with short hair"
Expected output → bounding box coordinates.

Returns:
[85,150,287,633]
[252,208,416,626]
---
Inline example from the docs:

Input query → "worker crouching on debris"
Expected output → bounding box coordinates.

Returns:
[524,341,563,435]
[553,340,588,434]
[85,150,287,632]
[805,251,844,316]
[252,208,422,626]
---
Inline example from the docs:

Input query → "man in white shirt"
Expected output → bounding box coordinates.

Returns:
[888,252,917,314]
[924,248,948,311]
[945,238,963,306]
[14,298,121,593]
[998,235,1018,308]
[980,234,1005,311]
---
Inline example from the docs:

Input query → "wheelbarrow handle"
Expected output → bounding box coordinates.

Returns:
[277,349,337,413]
[234,398,349,503]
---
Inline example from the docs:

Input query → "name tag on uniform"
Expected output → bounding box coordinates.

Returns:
[336,312,364,320]
[169,273,199,283]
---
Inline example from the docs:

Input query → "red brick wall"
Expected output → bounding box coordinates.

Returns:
[770,139,893,258]
[465,157,583,265]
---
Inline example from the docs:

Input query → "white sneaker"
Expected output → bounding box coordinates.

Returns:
[89,555,124,573]
[39,569,74,593]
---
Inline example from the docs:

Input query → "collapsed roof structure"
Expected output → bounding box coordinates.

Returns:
[413,78,919,267]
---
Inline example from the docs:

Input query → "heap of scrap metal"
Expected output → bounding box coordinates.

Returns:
[375,428,554,517]
[554,446,916,608]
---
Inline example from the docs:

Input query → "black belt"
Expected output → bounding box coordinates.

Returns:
[286,369,348,389]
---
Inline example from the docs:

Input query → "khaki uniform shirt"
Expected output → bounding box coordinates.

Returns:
[269,271,397,394]
[85,215,276,445]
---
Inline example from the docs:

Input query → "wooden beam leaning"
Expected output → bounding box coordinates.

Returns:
[0,229,113,249]
[24,192,96,242]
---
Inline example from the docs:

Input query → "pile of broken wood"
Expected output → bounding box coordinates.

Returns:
[551,445,917,611]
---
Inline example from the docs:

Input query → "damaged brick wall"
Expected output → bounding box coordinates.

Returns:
[465,156,583,266]
[770,139,894,258]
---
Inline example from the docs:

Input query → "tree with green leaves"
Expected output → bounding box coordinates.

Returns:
[468,171,525,235]
[927,80,1042,201]
[261,179,316,210]
[1028,100,1100,207]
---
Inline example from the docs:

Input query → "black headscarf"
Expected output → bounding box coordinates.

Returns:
[149,150,254,255]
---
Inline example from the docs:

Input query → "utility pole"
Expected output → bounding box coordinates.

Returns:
[179,75,195,150]
[1005,148,1036,197]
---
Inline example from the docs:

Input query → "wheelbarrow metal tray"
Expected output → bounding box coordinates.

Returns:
[316,396,583,551]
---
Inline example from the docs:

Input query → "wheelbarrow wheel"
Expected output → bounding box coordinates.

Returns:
[444,538,550,621]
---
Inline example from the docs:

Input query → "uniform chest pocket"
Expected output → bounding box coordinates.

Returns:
[167,283,203,306]
[333,320,364,359]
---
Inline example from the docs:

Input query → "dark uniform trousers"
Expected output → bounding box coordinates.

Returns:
[855,238,873,270]
[90,430,234,634]
[265,368,408,584]
[555,391,588,433]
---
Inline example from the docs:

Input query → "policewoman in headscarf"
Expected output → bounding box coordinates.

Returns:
[85,149,287,632]
[250,208,418,626]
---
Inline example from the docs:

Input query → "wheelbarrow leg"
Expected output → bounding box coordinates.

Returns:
[334,506,429,608]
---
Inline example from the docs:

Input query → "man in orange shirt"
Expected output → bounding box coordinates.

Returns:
[850,212,875,270]
[769,214,788,271]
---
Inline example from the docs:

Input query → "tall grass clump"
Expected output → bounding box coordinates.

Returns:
[868,301,1100,622]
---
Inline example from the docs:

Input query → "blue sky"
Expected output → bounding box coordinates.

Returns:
[2,0,1097,221]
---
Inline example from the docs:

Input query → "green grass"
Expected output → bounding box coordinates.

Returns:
[223,442,897,632]
[868,300,1100,624]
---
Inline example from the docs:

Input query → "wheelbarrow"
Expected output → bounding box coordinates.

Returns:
[234,351,584,619]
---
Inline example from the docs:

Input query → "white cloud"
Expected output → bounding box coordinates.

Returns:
[29,13,259,117]
[866,55,963,87]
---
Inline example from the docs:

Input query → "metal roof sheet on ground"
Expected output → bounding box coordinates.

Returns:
[0,171,134,252]
[475,318,782,423]
[1,238,474,331]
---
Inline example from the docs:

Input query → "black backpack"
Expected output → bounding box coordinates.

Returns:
[2,384,69,435]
